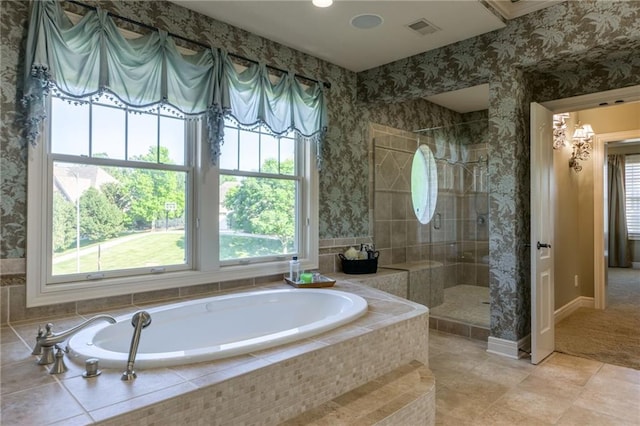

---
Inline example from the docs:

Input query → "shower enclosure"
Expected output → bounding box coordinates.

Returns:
[372,117,490,339]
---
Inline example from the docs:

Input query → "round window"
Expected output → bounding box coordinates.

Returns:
[411,145,438,224]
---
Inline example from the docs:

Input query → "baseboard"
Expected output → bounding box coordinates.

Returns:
[487,334,530,359]
[0,258,26,275]
[554,296,594,324]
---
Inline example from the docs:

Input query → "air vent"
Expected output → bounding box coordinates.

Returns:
[406,18,441,36]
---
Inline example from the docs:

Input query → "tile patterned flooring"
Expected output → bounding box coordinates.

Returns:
[430,285,490,327]
[431,330,640,425]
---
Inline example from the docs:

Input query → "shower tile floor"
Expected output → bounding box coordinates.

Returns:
[430,285,490,328]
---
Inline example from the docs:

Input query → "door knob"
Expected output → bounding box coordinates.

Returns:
[537,242,551,250]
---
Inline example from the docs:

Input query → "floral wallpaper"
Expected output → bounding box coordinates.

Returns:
[2,0,639,341]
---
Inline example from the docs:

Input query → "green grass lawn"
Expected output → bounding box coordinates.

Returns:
[53,231,290,275]
[53,232,185,275]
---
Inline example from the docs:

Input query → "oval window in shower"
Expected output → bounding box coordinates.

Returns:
[411,145,438,224]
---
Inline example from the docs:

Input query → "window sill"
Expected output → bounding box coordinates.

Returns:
[26,257,318,308]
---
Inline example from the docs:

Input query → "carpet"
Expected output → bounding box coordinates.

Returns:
[555,267,640,370]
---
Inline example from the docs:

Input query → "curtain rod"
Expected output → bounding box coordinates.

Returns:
[64,0,331,89]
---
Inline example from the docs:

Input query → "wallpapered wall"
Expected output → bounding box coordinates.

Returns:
[359,1,640,341]
[2,0,639,341]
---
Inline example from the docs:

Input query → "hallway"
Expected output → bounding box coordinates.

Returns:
[555,267,640,370]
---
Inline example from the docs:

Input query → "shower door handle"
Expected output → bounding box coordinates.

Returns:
[536,242,551,250]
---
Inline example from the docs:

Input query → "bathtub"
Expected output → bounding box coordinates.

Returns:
[68,288,367,368]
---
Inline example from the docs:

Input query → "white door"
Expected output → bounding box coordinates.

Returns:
[530,102,555,364]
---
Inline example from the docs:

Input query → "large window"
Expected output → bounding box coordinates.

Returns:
[626,154,640,239]
[27,95,317,306]
[219,122,300,261]
[49,95,190,281]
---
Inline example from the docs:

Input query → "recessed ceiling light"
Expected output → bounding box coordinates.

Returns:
[312,0,333,7]
[350,14,383,30]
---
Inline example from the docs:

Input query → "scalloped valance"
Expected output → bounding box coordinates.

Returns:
[22,0,327,166]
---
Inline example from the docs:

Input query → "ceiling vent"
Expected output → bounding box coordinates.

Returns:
[406,18,441,36]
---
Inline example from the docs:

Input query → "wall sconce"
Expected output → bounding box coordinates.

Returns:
[568,122,594,173]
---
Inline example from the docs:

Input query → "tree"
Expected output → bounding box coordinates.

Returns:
[120,147,185,229]
[52,193,76,252]
[101,182,132,227]
[224,159,295,252]
[79,187,124,241]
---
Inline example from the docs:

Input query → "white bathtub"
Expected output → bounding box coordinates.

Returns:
[68,288,367,368]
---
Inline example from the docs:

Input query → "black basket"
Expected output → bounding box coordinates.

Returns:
[339,252,379,274]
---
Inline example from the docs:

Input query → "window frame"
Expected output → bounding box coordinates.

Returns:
[625,154,640,240]
[26,98,318,307]
[218,121,302,265]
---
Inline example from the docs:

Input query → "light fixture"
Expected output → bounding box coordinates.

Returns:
[312,0,333,7]
[568,121,595,173]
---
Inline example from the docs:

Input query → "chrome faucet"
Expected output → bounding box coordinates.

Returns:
[35,314,117,368]
[121,311,152,381]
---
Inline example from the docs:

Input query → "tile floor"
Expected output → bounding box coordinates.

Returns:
[430,330,640,425]
[430,285,490,327]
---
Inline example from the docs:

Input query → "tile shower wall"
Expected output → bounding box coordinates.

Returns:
[371,119,490,293]
[358,1,640,342]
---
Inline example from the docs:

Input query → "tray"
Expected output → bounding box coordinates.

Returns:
[284,275,336,288]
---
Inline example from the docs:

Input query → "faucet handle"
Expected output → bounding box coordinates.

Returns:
[31,325,44,355]
[48,344,68,375]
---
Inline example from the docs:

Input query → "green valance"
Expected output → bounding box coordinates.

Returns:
[22,0,327,166]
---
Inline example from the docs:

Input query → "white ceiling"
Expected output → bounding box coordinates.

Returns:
[425,84,490,113]
[170,0,562,113]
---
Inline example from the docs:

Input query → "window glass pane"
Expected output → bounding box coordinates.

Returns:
[219,174,296,260]
[260,133,279,173]
[239,129,260,172]
[92,104,125,159]
[159,115,185,165]
[51,97,89,156]
[220,126,239,170]
[128,111,158,162]
[279,137,296,176]
[625,154,640,237]
[51,161,187,275]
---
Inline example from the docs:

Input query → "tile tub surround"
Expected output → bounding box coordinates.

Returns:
[383,261,446,309]
[1,280,431,425]
[331,268,409,300]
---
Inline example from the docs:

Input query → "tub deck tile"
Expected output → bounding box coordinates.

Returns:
[169,352,259,381]
[63,367,187,411]
[189,356,272,389]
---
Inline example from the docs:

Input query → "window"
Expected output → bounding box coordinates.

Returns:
[219,122,300,262]
[49,95,190,280]
[27,95,318,306]
[626,154,640,239]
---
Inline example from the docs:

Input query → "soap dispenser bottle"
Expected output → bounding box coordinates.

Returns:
[289,256,300,282]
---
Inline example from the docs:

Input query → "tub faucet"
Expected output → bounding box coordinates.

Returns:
[35,315,117,366]
[121,311,152,381]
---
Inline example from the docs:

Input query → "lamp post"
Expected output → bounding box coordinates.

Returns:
[70,168,81,273]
